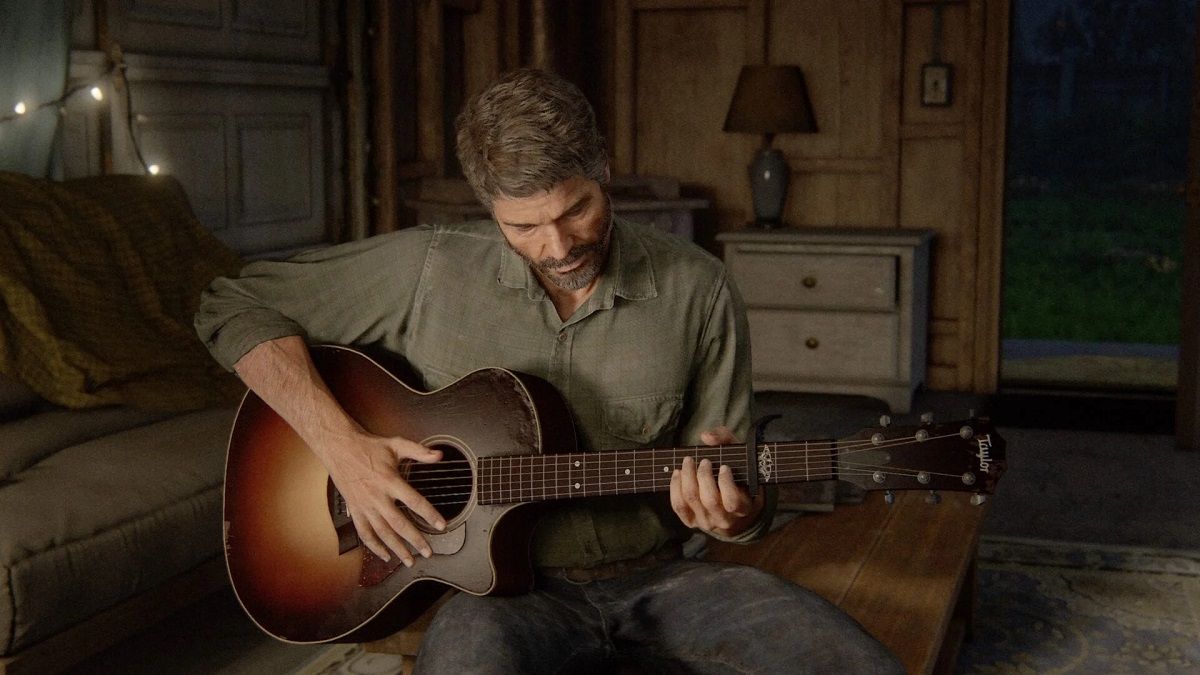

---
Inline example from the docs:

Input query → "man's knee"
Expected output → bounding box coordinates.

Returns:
[415,590,604,675]
[701,564,904,673]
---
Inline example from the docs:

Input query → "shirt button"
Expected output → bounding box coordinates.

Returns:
[557,333,567,343]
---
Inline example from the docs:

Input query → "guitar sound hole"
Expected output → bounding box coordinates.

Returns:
[403,444,473,531]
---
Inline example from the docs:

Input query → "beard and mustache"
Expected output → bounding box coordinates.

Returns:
[507,194,613,292]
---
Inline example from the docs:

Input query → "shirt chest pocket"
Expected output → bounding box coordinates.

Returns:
[601,393,684,448]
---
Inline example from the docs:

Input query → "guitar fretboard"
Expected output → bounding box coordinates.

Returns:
[475,441,836,505]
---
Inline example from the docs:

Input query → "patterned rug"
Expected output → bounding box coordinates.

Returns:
[956,536,1200,674]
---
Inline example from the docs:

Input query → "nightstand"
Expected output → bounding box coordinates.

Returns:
[718,227,934,413]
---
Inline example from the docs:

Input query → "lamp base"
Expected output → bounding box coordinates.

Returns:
[749,147,790,226]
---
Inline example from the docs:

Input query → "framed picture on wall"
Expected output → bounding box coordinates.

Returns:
[921,62,954,107]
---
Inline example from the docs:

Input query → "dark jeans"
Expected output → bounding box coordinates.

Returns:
[414,559,904,674]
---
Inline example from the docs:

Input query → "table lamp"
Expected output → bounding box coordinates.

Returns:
[723,65,817,228]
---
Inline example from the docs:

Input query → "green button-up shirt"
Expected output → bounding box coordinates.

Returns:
[195,217,773,568]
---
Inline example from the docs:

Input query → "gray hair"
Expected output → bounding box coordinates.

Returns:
[455,69,608,209]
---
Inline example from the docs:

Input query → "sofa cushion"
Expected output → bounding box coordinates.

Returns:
[0,406,172,481]
[0,405,237,655]
[0,374,42,422]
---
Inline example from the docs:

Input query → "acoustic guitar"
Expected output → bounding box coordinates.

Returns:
[223,345,1006,644]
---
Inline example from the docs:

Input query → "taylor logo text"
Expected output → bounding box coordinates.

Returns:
[976,435,993,474]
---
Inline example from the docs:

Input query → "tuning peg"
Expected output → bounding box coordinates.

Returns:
[920,412,934,425]
[925,490,941,505]
[970,494,988,506]
[879,415,892,428]
[884,490,896,505]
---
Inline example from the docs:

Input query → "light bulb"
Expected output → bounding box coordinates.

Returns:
[90,87,103,101]
[147,164,161,175]
[14,101,27,115]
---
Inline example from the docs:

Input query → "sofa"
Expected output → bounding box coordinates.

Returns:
[0,173,248,674]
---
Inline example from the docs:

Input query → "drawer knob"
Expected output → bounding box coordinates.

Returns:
[805,337,819,349]
[802,276,818,289]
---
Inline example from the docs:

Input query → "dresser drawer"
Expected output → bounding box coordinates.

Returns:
[728,250,896,311]
[747,309,900,381]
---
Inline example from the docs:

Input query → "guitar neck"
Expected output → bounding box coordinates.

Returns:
[474,441,836,505]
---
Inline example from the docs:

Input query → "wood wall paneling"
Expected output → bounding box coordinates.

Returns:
[107,0,322,63]
[230,0,309,37]
[63,54,108,178]
[371,0,399,235]
[895,0,1002,391]
[134,112,229,230]
[631,4,753,226]
[834,1,886,159]
[417,1,446,179]
[900,2,968,127]
[972,0,1010,393]
[70,0,97,49]
[611,0,1008,392]
[463,0,503,98]
[614,0,635,174]
[61,2,337,257]
[771,0,844,160]
[898,137,962,315]
[880,0,904,229]
[769,1,887,229]
[835,174,885,226]
[120,81,327,254]
[237,115,314,225]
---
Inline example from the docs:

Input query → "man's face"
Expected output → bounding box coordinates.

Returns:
[491,175,612,292]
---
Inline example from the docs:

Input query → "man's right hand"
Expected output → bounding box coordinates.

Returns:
[232,337,447,568]
[322,428,447,566]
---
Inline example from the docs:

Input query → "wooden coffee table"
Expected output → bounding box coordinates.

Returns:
[707,490,987,674]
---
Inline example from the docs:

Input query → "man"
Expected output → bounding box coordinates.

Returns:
[196,69,900,673]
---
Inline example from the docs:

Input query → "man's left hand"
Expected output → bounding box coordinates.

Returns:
[669,426,764,538]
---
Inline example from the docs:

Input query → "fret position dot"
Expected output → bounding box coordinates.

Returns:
[624,469,631,475]
[662,466,669,473]
[574,461,581,468]
[573,482,581,489]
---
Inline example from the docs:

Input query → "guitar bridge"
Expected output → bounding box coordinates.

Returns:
[327,479,360,555]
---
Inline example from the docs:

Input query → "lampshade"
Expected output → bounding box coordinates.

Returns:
[723,65,817,135]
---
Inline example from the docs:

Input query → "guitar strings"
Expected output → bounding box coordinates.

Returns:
[346,430,987,509]
[394,430,968,479]
[413,467,973,507]
[404,430,968,471]
[410,463,976,496]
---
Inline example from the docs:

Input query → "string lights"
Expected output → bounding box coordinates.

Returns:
[1,68,111,124]
[2,47,157,175]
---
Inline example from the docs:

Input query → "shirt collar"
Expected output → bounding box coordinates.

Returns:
[496,217,658,304]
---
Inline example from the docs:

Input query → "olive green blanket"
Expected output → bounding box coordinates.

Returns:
[0,172,245,411]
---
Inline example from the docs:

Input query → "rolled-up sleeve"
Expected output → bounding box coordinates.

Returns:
[194,228,433,371]
[677,271,776,544]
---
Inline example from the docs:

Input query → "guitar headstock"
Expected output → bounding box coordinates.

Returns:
[835,415,1006,499]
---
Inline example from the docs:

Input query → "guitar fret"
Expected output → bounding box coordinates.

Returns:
[552,451,558,500]
[568,453,579,496]
[483,457,489,504]
[524,455,531,502]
